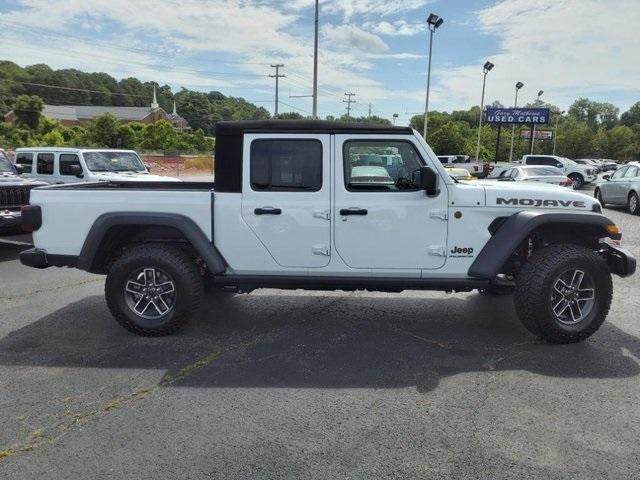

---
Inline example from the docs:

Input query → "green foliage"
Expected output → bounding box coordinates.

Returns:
[12,94,43,129]
[90,113,120,147]
[621,102,640,126]
[276,112,304,120]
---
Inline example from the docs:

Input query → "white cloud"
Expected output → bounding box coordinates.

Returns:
[322,24,389,53]
[367,20,424,36]
[432,0,640,111]
[323,0,432,20]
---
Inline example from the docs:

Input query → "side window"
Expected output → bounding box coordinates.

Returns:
[510,169,520,178]
[59,154,82,175]
[624,166,638,178]
[250,139,322,191]
[16,152,33,170]
[344,140,424,191]
[36,153,54,175]
[611,167,627,179]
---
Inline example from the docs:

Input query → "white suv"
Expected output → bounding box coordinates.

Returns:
[14,147,180,184]
[520,155,597,189]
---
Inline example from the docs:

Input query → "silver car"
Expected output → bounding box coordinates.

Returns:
[496,165,573,187]
[594,163,640,215]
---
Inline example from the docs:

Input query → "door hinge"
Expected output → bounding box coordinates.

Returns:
[429,209,448,221]
[312,245,331,256]
[313,209,330,220]
[427,245,446,257]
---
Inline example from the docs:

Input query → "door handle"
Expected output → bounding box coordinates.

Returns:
[340,208,368,216]
[254,207,282,215]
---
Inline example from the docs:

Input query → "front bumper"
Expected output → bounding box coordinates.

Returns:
[603,244,636,277]
[0,209,21,235]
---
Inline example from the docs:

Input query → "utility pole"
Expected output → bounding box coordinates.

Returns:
[508,81,524,162]
[423,13,444,140]
[312,0,319,119]
[368,103,372,117]
[553,110,565,155]
[269,64,285,117]
[343,92,356,119]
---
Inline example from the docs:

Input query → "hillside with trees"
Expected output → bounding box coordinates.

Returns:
[1,60,640,160]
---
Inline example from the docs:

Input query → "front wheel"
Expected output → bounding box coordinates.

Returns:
[628,192,640,215]
[514,244,612,344]
[105,244,203,336]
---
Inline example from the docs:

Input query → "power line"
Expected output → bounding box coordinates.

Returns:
[343,92,356,118]
[269,64,285,116]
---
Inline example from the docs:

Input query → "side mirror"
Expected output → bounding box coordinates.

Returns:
[555,163,563,169]
[14,164,26,174]
[68,164,84,178]
[144,163,151,173]
[603,175,611,181]
[418,166,439,196]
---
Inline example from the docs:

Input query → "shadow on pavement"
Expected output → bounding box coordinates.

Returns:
[1,292,639,393]
[0,242,29,263]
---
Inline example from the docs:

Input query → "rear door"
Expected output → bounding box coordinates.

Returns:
[605,166,627,204]
[241,134,331,268]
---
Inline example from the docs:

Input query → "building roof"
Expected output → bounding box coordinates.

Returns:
[42,105,158,122]
[216,120,413,136]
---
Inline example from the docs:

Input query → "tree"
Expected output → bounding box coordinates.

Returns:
[276,112,304,120]
[12,94,44,129]
[568,98,619,129]
[621,102,640,126]
[90,113,120,147]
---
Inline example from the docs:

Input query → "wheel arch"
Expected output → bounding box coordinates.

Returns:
[469,211,620,280]
[78,212,226,275]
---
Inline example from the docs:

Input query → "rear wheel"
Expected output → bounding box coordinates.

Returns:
[569,174,584,190]
[514,244,612,343]
[105,244,203,336]
[628,192,640,215]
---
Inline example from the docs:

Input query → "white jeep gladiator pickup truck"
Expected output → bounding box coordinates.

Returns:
[20,121,636,343]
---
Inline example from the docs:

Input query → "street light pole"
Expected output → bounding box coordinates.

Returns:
[553,109,565,155]
[508,81,524,162]
[312,0,319,119]
[530,89,544,154]
[422,13,443,140]
[475,61,494,161]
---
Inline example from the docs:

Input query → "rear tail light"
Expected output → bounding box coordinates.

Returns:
[560,178,573,187]
[21,205,42,232]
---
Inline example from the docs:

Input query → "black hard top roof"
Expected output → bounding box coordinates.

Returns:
[216,120,413,136]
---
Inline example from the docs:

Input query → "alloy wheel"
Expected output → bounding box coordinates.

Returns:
[124,267,176,320]
[550,269,596,325]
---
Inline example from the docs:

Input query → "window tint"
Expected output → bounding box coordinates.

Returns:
[16,152,33,167]
[59,154,82,175]
[510,168,520,178]
[527,157,556,166]
[250,140,322,191]
[611,167,627,179]
[624,166,639,178]
[36,153,54,175]
[344,140,424,191]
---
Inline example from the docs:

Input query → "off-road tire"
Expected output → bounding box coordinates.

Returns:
[628,192,640,215]
[514,244,612,344]
[569,173,584,190]
[105,244,203,336]
[594,188,605,207]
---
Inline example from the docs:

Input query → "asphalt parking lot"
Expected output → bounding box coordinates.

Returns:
[1,200,639,479]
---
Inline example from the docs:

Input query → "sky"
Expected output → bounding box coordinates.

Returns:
[1,0,639,126]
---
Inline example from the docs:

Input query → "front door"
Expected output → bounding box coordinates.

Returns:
[241,134,331,268]
[333,135,449,274]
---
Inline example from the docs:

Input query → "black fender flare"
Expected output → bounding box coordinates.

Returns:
[77,212,226,274]
[468,211,620,279]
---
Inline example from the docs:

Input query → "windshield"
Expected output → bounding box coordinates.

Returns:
[0,154,16,174]
[83,151,146,172]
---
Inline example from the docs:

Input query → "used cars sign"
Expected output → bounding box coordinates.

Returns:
[485,107,550,124]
